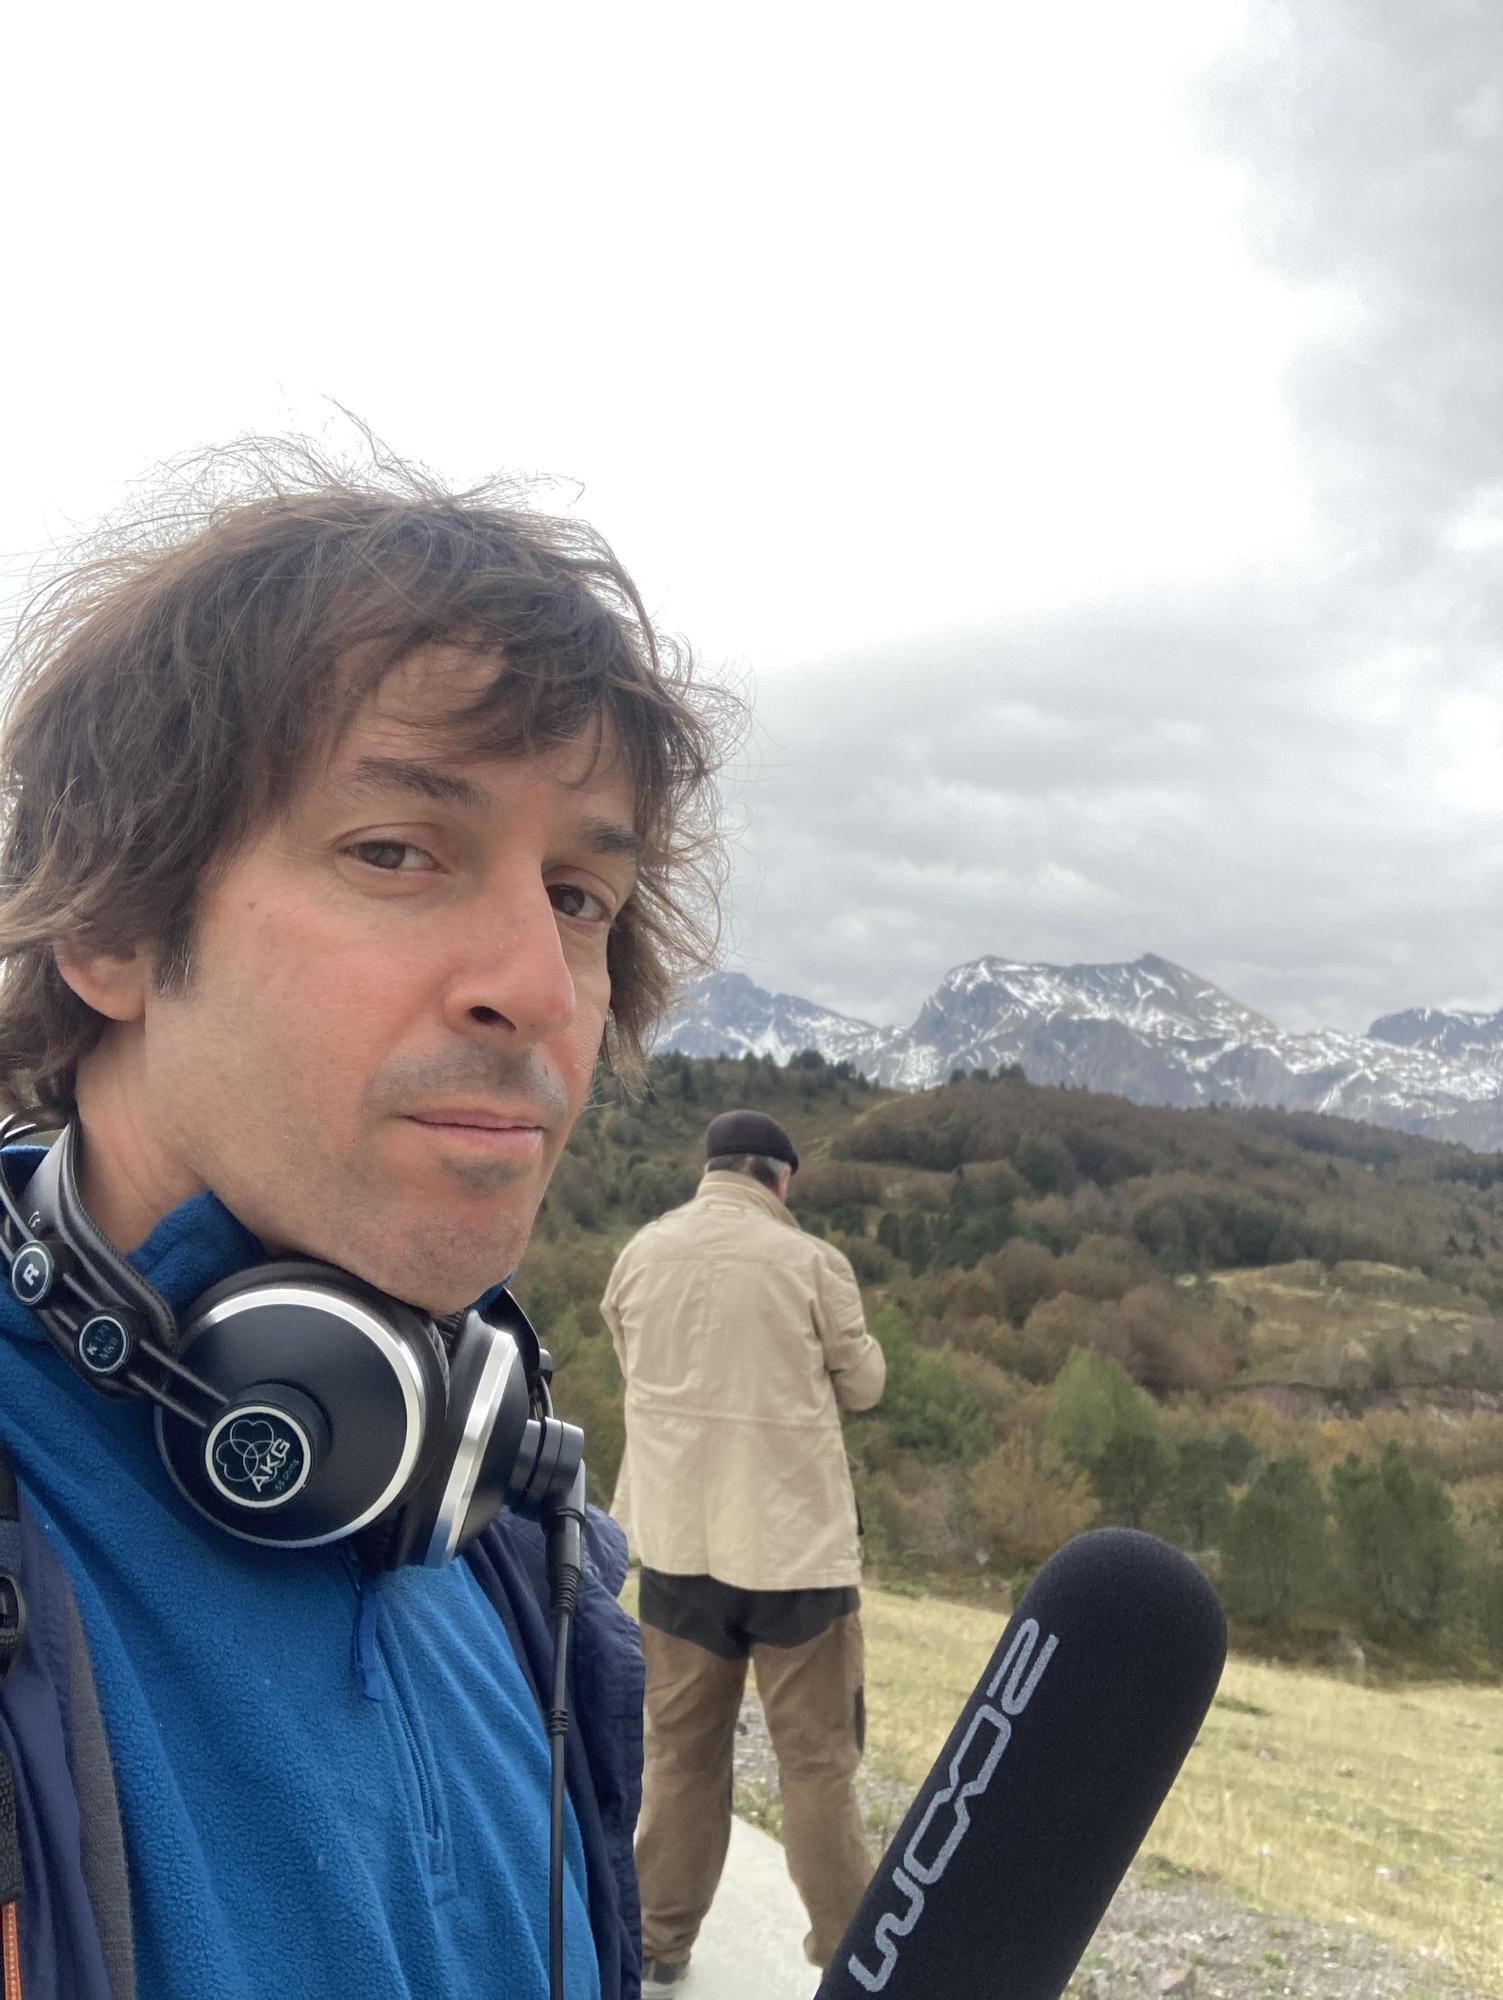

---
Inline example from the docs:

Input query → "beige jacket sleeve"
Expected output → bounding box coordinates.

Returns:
[600,1262,625,1370]
[811,1243,886,1410]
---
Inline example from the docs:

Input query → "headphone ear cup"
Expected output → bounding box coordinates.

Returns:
[156,1261,450,1548]
[371,1310,535,1570]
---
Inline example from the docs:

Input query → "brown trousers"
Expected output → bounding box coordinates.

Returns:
[636,1612,872,1969]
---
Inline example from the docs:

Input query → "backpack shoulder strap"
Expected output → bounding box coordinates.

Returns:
[0,1439,135,1999]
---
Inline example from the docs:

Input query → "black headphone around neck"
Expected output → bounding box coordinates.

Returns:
[0,1115,583,1569]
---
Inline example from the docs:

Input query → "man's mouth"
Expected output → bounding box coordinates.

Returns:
[403,1108,547,1155]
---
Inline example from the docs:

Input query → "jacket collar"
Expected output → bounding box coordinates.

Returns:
[695,1169,799,1230]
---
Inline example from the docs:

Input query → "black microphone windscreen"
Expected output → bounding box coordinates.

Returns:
[815,1527,1227,2000]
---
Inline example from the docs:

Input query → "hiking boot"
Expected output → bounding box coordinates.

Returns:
[642,1957,691,1992]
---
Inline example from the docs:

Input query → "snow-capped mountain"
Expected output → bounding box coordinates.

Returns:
[658,955,1503,1151]
[656,970,890,1070]
[1367,1006,1503,1067]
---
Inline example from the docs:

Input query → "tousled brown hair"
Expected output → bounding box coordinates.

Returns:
[0,436,731,1116]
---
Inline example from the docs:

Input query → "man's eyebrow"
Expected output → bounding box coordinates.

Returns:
[338,754,642,865]
[577,817,644,867]
[340,756,490,809]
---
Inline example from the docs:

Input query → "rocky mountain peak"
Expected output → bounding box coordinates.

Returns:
[657,954,1503,1151]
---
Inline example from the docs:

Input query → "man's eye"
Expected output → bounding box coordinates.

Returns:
[347,840,436,873]
[550,882,612,923]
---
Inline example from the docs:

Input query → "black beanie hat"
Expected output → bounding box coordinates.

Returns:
[704,1109,799,1174]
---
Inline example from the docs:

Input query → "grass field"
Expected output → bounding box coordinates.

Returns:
[856,1584,1503,1993]
[1208,1258,1489,1387]
[619,1570,1503,1989]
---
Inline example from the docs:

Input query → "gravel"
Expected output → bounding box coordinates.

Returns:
[728,1688,1499,2000]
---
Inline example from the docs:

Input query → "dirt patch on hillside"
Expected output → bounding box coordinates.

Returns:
[730,1690,1498,2000]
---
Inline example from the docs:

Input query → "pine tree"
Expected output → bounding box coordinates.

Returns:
[1330,1446,1464,1635]
[1222,1455,1330,1628]
[1156,1436,1233,1552]
[900,1211,932,1275]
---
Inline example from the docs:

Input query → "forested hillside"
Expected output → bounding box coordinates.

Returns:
[515,1051,1503,1676]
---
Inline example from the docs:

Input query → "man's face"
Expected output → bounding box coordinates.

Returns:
[120,650,639,1310]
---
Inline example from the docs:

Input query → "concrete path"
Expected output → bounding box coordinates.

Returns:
[665,1815,822,1999]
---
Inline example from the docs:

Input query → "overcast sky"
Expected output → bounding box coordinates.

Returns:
[2,0,1498,1036]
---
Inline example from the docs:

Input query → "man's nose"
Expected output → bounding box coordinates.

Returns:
[441,882,577,1045]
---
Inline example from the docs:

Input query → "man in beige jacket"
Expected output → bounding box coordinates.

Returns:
[604,1108,886,1992]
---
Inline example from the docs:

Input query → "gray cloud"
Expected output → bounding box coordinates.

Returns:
[1212,0,1503,562]
[719,3,1503,1045]
[726,589,1501,1035]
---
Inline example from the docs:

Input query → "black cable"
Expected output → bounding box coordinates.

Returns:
[547,1605,574,2000]
[543,1463,587,2000]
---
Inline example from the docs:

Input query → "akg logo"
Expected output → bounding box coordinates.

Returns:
[845,1617,1059,1994]
[214,1417,299,1495]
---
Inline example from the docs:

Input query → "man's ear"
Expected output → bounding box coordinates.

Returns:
[52,940,150,1023]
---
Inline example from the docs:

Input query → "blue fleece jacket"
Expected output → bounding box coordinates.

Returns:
[0,1163,601,2000]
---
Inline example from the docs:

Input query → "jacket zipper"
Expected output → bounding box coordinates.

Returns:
[0,1528,25,2000]
[383,1645,440,1848]
[2,1898,20,2000]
